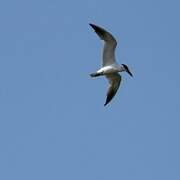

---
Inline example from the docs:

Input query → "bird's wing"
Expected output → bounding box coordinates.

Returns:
[104,73,121,106]
[89,23,117,67]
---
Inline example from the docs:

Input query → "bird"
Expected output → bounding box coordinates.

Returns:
[89,23,133,106]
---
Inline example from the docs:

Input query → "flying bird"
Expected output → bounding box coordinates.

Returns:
[89,23,133,106]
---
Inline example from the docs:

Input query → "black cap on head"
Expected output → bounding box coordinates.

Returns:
[122,64,133,77]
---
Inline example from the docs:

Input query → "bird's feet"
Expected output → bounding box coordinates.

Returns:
[90,72,102,77]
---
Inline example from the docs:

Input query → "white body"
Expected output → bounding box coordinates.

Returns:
[97,63,125,75]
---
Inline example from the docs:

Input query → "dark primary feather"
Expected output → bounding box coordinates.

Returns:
[104,73,121,106]
[89,23,117,45]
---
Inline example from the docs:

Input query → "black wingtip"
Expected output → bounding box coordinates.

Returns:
[89,23,94,26]
[89,23,97,30]
[104,99,110,106]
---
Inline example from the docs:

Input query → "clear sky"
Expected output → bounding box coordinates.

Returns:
[0,0,180,179]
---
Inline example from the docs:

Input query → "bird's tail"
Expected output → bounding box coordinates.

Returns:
[90,72,102,77]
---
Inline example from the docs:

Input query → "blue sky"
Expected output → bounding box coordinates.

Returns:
[0,0,180,179]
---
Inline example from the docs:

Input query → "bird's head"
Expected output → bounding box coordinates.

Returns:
[122,64,133,77]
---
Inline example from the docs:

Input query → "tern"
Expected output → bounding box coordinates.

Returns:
[89,23,133,106]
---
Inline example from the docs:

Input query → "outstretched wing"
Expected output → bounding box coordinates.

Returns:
[104,73,121,106]
[89,23,117,67]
